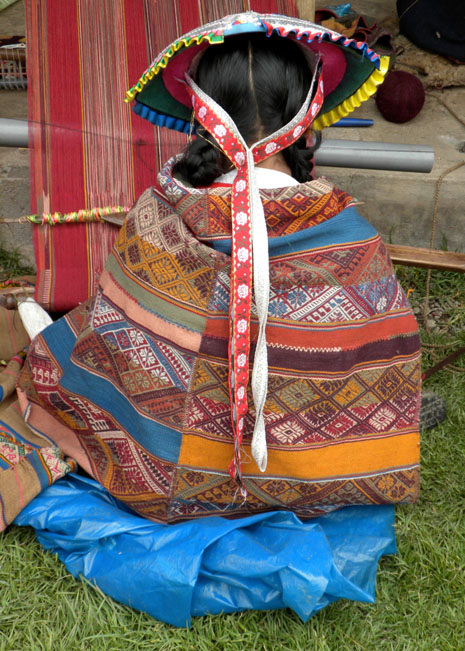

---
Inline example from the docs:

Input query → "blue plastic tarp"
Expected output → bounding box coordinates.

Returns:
[15,474,396,627]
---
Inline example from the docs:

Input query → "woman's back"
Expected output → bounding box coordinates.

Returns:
[18,12,420,523]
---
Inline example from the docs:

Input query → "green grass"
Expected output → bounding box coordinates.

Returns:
[0,241,35,280]
[1,267,464,650]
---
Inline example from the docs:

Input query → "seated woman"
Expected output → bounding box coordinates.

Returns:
[17,12,421,524]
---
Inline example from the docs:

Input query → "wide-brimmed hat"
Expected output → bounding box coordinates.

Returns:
[125,11,389,132]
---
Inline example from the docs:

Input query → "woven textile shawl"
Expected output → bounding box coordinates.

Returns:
[18,165,421,524]
[0,310,75,532]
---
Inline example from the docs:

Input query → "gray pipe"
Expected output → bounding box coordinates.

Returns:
[317,139,434,173]
[0,118,434,173]
[0,118,29,147]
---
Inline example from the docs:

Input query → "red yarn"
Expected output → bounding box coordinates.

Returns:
[375,70,425,123]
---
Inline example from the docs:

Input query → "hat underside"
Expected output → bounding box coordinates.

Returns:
[127,20,389,132]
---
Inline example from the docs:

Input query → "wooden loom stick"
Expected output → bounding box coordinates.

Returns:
[386,244,465,273]
[2,213,465,272]
[296,0,316,21]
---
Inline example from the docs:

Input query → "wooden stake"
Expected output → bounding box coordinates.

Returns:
[296,0,316,21]
[386,244,465,273]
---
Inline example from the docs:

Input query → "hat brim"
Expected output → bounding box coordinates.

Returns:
[127,12,389,132]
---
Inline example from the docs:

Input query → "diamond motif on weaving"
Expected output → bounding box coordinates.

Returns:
[116,215,216,309]
[356,275,405,313]
[186,395,232,437]
[368,405,398,431]
[358,247,393,284]
[390,386,418,417]
[148,253,179,285]
[269,419,308,444]
[270,259,303,289]
[102,434,173,497]
[298,399,340,429]
[268,284,373,322]
[261,358,420,447]
[185,359,232,438]
[97,323,193,395]
[295,479,373,505]
[160,220,184,250]
[313,246,367,272]
[372,366,404,400]
[180,193,233,238]
[273,379,318,411]
[72,306,195,430]
[294,238,392,288]
[320,411,358,438]
[257,480,302,504]
[332,377,367,406]
[137,347,189,394]
[134,199,157,236]
[174,470,238,506]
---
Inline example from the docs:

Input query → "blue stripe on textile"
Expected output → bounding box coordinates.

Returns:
[211,207,378,257]
[0,419,39,450]
[41,316,76,369]
[0,456,14,471]
[59,361,183,463]
[41,318,182,463]
[28,450,52,490]
[0,387,3,401]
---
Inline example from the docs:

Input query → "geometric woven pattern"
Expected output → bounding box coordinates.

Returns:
[19,169,421,523]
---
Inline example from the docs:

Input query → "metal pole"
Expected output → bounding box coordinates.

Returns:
[0,118,435,173]
[317,139,434,173]
[0,118,29,147]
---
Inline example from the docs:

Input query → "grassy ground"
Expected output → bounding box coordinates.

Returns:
[0,242,35,278]
[1,266,464,650]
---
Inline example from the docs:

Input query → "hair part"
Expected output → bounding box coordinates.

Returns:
[173,33,321,187]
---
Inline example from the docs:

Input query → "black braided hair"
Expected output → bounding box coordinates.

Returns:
[173,33,321,187]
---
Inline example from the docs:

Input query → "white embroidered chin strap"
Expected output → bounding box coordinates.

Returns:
[185,63,323,488]
[247,146,269,472]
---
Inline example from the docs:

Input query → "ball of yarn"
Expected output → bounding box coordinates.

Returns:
[375,71,425,123]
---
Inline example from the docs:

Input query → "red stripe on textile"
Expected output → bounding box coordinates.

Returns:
[29,0,89,308]
[250,0,298,14]
[47,1,85,211]
[27,0,51,302]
[125,0,163,196]
[78,0,135,299]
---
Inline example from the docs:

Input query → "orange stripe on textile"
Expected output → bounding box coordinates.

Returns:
[178,430,420,478]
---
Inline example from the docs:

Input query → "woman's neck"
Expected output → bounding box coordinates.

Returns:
[254,152,292,176]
